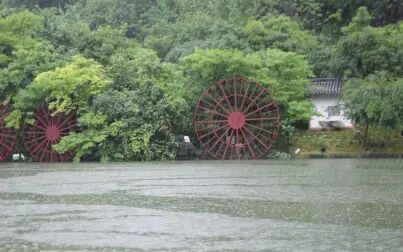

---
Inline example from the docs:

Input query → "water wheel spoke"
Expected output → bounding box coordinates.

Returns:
[229,142,235,160]
[245,122,278,136]
[239,80,252,112]
[218,81,234,112]
[60,131,70,136]
[24,130,46,135]
[239,127,256,159]
[206,92,231,115]
[34,113,49,129]
[197,97,216,111]
[244,102,276,117]
[27,137,47,154]
[247,127,274,144]
[25,135,46,145]
[0,114,7,122]
[59,123,78,132]
[38,106,51,125]
[57,113,76,130]
[0,141,13,151]
[201,134,218,148]
[0,148,10,159]
[197,105,228,118]
[233,78,238,111]
[245,117,279,122]
[55,113,64,126]
[195,119,228,125]
[215,136,227,158]
[33,124,48,131]
[243,126,269,150]
[0,148,8,157]
[242,89,266,113]
[51,113,60,125]
[199,123,229,139]
[39,141,51,161]
[207,134,225,153]
[221,128,234,160]
[235,129,242,160]
[0,132,15,139]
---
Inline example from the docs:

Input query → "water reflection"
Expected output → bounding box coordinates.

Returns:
[0,159,402,251]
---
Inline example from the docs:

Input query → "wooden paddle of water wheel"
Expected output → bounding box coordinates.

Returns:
[23,106,79,162]
[194,77,280,160]
[0,104,17,161]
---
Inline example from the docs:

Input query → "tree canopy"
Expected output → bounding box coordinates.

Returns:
[0,0,401,160]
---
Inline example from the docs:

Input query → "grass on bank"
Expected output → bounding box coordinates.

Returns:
[291,128,403,158]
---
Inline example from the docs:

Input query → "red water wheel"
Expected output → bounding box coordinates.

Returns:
[0,104,16,161]
[23,106,79,162]
[194,77,280,160]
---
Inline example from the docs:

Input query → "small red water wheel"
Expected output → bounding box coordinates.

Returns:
[23,106,79,162]
[0,104,16,161]
[194,77,280,160]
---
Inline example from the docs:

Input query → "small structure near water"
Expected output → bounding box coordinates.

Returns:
[307,78,353,130]
[175,135,197,160]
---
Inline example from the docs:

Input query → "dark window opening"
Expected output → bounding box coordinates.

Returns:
[327,105,340,117]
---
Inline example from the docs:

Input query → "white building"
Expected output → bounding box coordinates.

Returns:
[308,78,353,130]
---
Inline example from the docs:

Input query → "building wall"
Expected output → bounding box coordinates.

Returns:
[309,96,353,129]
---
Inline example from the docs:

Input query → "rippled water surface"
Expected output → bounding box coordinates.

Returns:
[1,159,403,251]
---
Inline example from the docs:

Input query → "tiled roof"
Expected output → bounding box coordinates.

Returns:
[307,78,342,97]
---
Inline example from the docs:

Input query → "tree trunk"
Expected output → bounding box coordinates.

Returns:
[363,122,369,147]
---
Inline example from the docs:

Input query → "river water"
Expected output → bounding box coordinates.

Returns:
[0,159,402,251]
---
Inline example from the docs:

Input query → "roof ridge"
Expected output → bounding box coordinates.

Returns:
[308,78,342,97]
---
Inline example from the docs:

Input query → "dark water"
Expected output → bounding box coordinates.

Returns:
[0,159,402,251]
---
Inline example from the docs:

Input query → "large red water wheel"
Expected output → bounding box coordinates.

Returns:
[0,104,16,161]
[194,77,280,160]
[23,106,79,162]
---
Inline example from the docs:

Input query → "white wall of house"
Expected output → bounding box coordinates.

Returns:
[309,96,353,129]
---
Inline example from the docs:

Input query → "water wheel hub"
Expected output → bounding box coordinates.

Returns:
[228,112,245,129]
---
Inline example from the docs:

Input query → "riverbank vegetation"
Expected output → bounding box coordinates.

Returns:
[292,129,403,158]
[0,0,402,161]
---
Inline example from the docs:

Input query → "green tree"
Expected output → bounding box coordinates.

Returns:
[342,71,403,143]
[54,48,189,162]
[144,0,253,59]
[336,7,403,77]
[6,55,111,128]
[2,0,77,9]
[0,42,67,103]
[245,15,335,77]
[181,48,314,122]
[0,11,43,66]
[66,0,156,40]
[252,49,314,121]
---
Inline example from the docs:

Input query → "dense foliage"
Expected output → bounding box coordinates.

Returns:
[0,0,401,160]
